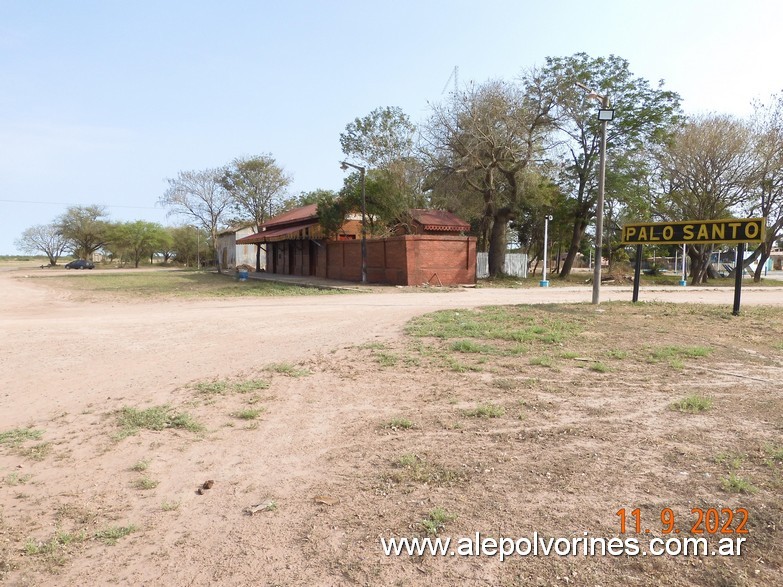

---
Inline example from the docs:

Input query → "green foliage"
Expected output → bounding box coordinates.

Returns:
[382,418,414,430]
[221,154,292,228]
[107,220,170,267]
[115,406,203,438]
[720,473,757,494]
[340,106,415,168]
[57,205,111,259]
[671,395,713,413]
[421,508,457,536]
[465,404,506,418]
[0,428,43,447]
[94,525,137,545]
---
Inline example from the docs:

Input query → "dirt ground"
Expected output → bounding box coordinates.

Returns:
[1,268,782,586]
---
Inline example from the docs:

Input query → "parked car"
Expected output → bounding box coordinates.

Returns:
[65,259,95,270]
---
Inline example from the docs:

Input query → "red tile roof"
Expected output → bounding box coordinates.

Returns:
[409,209,470,232]
[263,203,318,229]
[236,222,318,244]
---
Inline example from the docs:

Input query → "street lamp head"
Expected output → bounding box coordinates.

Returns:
[340,161,349,171]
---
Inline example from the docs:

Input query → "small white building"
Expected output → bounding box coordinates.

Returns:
[216,224,264,270]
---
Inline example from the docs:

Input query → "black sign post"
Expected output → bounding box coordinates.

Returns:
[733,242,745,316]
[632,244,642,303]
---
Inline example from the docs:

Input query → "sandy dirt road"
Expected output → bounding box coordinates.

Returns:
[1,271,781,427]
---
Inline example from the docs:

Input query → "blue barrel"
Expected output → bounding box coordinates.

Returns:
[238,270,249,281]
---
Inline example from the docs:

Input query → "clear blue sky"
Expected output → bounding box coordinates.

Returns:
[2,0,782,254]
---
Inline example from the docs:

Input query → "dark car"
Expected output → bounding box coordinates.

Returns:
[65,259,95,270]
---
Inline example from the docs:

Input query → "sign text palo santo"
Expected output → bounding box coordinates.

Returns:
[621,218,765,246]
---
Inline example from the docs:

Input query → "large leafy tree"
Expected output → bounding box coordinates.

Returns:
[340,106,416,168]
[655,114,756,284]
[221,154,292,270]
[339,106,425,235]
[15,223,69,266]
[109,221,169,268]
[160,168,232,272]
[532,53,682,277]
[57,205,111,260]
[422,78,555,276]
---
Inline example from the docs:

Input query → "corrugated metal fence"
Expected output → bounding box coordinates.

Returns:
[476,252,528,279]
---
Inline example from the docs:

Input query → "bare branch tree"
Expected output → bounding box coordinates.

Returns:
[160,168,232,272]
[15,223,69,266]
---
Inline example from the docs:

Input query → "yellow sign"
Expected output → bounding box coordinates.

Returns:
[621,218,765,246]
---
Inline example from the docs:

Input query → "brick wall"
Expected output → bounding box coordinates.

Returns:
[325,235,476,285]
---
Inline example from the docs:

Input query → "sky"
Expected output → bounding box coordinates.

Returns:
[2,0,783,254]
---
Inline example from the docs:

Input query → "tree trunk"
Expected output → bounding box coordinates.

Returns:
[488,208,512,277]
[559,216,588,277]
[689,245,712,285]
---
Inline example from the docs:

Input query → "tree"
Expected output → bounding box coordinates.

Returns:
[15,224,69,266]
[109,221,169,268]
[159,168,232,272]
[56,205,111,260]
[221,155,292,271]
[169,225,206,267]
[532,53,682,277]
[747,93,783,281]
[340,106,426,235]
[340,106,416,168]
[655,114,756,284]
[422,78,554,276]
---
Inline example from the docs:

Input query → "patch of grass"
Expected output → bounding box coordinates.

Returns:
[382,418,414,430]
[115,405,203,439]
[24,530,87,557]
[390,454,464,486]
[590,362,610,373]
[130,459,150,472]
[649,345,712,363]
[194,378,270,395]
[94,525,137,545]
[464,404,505,418]
[449,340,495,354]
[421,507,457,536]
[359,342,388,350]
[193,380,229,394]
[491,378,517,390]
[607,349,628,360]
[715,452,745,470]
[18,442,52,461]
[405,306,581,345]
[529,356,555,368]
[720,473,757,494]
[4,472,33,485]
[375,352,399,367]
[265,362,310,377]
[40,270,345,300]
[232,408,265,420]
[765,445,783,461]
[161,500,181,512]
[133,477,159,490]
[232,379,270,393]
[0,428,43,447]
[671,395,713,413]
[560,351,580,359]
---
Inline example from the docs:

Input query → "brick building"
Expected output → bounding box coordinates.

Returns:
[236,204,476,286]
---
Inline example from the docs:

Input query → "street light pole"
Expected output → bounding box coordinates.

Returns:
[340,161,367,284]
[576,82,614,304]
[540,215,553,287]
